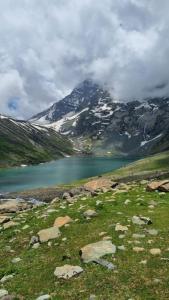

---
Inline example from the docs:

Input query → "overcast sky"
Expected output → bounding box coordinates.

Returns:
[0,0,169,119]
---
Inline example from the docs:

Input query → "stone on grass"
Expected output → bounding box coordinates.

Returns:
[0,199,32,214]
[83,210,98,218]
[80,241,116,263]
[115,224,128,232]
[146,180,169,192]
[3,221,18,230]
[54,265,83,279]
[36,295,51,300]
[53,216,72,228]
[11,257,22,264]
[132,216,152,225]
[38,227,61,243]
[32,243,40,249]
[0,290,8,298]
[94,258,116,270]
[118,245,126,251]
[0,274,14,283]
[150,248,161,255]
[133,247,145,253]
[146,229,158,236]
[29,236,39,246]
[124,200,131,205]
[0,216,11,225]
[132,234,145,239]
[84,178,118,192]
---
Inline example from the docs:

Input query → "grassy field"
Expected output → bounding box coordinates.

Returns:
[109,151,169,179]
[1,182,169,299]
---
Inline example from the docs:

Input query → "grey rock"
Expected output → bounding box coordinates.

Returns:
[11,257,22,264]
[36,295,51,300]
[0,290,8,298]
[0,274,14,283]
[80,240,116,263]
[38,227,61,243]
[29,236,39,246]
[54,264,83,279]
[94,258,116,270]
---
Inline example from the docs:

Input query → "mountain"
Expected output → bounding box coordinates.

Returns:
[30,80,169,156]
[0,115,74,167]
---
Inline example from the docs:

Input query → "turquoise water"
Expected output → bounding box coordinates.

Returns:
[0,156,134,193]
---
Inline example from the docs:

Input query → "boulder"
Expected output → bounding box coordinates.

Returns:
[158,182,169,192]
[150,248,161,255]
[0,290,8,298]
[80,240,116,263]
[54,264,83,279]
[38,227,61,243]
[3,221,18,230]
[132,216,152,225]
[0,200,32,214]
[133,247,145,253]
[115,224,128,232]
[83,210,98,218]
[0,216,11,225]
[146,180,169,192]
[84,178,118,192]
[53,216,72,228]
[36,295,51,300]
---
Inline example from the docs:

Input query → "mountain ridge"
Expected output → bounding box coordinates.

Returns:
[30,80,169,156]
[0,114,74,167]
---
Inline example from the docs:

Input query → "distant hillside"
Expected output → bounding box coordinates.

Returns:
[0,115,74,168]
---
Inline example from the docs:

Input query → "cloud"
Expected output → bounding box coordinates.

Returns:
[0,0,169,118]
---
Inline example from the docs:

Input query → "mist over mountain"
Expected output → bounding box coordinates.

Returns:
[31,80,169,156]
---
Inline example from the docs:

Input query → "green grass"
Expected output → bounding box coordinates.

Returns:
[107,151,169,179]
[1,183,169,299]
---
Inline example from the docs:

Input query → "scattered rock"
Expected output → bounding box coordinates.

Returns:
[83,210,98,218]
[124,199,131,205]
[89,295,97,300]
[36,295,51,300]
[0,274,14,283]
[84,178,118,192]
[118,245,126,251]
[53,216,72,228]
[38,227,61,243]
[150,248,161,255]
[0,290,8,298]
[94,258,116,270]
[146,180,169,192]
[139,260,147,265]
[115,224,128,232]
[11,257,22,264]
[3,221,18,230]
[22,224,29,230]
[132,216,152,225]
[158,182,169,192]
[29,236,39,246]
[62,192,72,200]
[54,265,83,279]
[80,240,116,263]
[0,200,32,214]
[133,247,145,253]
[146,229,158,236]
[32,243,40,249]
[132,234,146,239]
[0,216,11,225]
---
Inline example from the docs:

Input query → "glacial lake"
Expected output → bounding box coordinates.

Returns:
[0,156,134,193]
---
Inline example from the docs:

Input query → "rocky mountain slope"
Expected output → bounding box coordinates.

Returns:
[0,115,74,167]
[31,80,169,156]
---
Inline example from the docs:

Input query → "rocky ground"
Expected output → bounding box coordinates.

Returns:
[0,178,169,299]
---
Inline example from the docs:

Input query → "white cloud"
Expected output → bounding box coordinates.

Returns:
[0,0,169,118]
